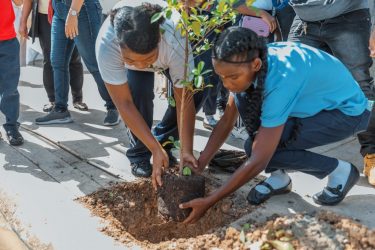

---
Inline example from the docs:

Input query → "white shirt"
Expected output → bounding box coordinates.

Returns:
[95,0,193,88]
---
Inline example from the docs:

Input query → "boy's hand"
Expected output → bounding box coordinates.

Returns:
[152,147,169,190]
[370,28,375,58]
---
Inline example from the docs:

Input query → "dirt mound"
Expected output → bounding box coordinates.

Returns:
[78,178,251,248]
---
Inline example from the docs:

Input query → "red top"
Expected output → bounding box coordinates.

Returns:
[0,0,16,41]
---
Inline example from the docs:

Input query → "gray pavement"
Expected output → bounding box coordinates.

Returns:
[0,65,374,249]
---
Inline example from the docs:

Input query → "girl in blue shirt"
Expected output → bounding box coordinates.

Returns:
[180,27,371,223]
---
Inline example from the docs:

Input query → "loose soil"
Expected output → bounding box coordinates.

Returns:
[157,173,205,222]
[78,177,252,248]
[79,179,375,250]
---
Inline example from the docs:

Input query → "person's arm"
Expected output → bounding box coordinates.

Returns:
[184,0,276,32]
[236,4,277,32]
[196,95,238,172]
[370,27,375,58]
[12,0,23,6]
[65,0,84,39]
[180,124,285,223]
[19,0,32,39]
[105,82,169,189]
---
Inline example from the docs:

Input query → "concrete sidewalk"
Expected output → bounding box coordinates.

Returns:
[0,65,374,249]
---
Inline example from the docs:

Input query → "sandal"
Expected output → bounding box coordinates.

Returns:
[247,180,292,205]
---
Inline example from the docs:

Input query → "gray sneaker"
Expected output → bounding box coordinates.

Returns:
[104,109,120,126]
[35,109,73,125]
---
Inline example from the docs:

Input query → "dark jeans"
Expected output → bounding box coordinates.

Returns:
[0,38,20,129]
[240,107,370,179]
[51,0,115,110]
[288,8,375,156]
[275,4,296,41]
[37,13,83,103]
[125,70,210,164]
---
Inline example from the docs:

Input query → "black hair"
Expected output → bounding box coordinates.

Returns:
[213,26,268,139]
[110,3,165,54]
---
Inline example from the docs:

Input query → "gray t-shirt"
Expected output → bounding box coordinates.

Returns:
[289,0,369,22]
[95,0,193,87]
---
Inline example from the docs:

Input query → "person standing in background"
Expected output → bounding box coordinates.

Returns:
[34,0,118,126]
[19,0,88,113]
[0,0,24,146]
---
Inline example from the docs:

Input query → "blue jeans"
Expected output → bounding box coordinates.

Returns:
[235,93,371,178]
[0,38,20,129]
[51,0,115,110]
[125,70,210,164]
[288,8,375,156]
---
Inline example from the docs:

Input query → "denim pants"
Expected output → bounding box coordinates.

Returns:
[0,38,20,130]
[51,0,115,110]
[288,8,375,156]
[125,70,210,164]
[37,13,83,103]
[235,94,371,178]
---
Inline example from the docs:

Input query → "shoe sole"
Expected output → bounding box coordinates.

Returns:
[203,122,214,130]
[35,117,73,125]
[103,119,120,126]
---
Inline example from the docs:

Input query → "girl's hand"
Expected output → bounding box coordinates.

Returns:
[259,10,277,33]
[65,11,79,39]
[179,196,213,224]
[181,152,198,171]
[152,147,169,190]
[370,29,375,58]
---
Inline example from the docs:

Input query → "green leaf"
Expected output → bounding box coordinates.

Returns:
[182,166,192,176]
[194,75,203,88]
[192,21,201,36]
[201,69,212,75]
[151,12,163,24]
[242,223,251,230]
[162,141,173,147]
[168,136,175,142]
[168,96,176,107]
[173,140,180,149]
[165,9,172,19]
[197,61,205,73]
[181,10,189,24]
[239,230,246,243]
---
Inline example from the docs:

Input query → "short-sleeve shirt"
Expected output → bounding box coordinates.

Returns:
[257,42,367,127]
[95,0,194,88]
[0,0,16,41]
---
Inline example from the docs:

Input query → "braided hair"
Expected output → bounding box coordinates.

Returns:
[213,27,268,139]
[110,3,165,54]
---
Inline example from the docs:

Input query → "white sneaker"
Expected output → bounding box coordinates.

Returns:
[231,126,249,140]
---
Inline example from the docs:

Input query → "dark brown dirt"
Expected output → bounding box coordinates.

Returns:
[78,178,252,248]
[157,173,205,222]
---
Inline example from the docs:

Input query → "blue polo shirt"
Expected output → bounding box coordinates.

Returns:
[259,42,367,127]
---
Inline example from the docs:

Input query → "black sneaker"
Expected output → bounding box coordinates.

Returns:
[131,161,152,177]
[4,125,24,146]
[104,109,120,126]
[35,109,73,125]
